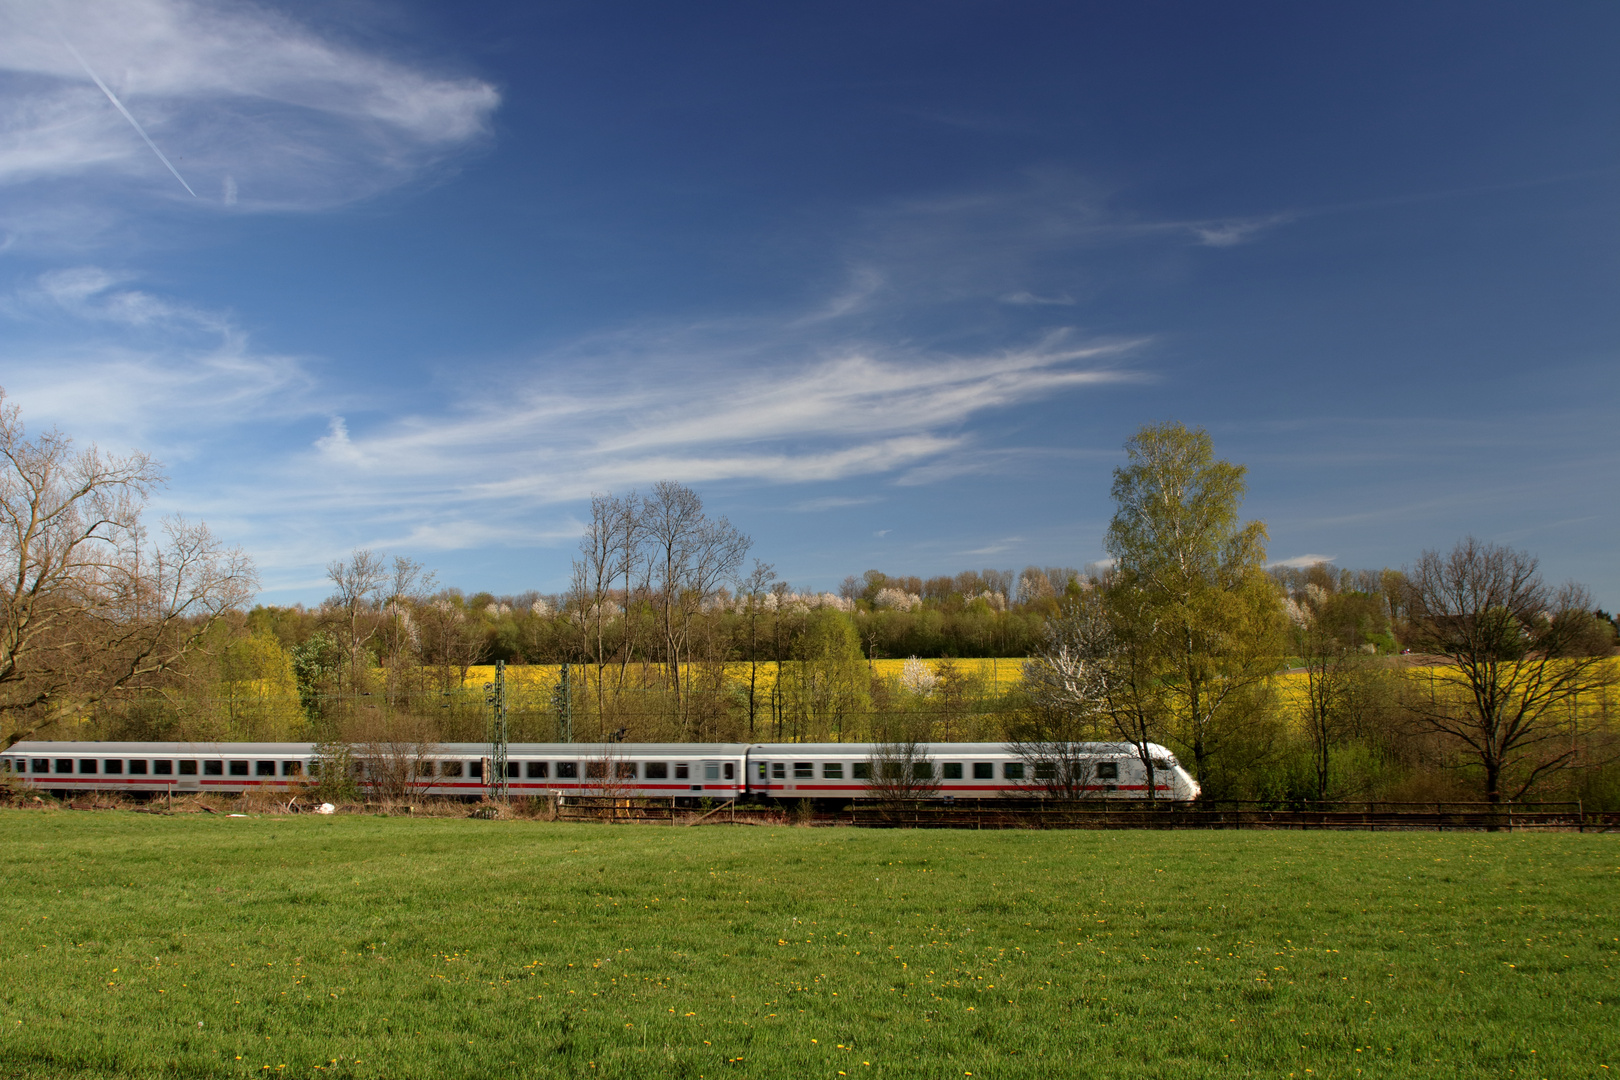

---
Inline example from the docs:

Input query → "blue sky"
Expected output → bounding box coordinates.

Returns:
[2,1,1616,605]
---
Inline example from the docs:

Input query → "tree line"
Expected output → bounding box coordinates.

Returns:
[2,389,1616,806]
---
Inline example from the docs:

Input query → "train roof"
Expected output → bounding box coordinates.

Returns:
[7,741,320,754]
[748,741,1170,755]
[6,740,1173,756]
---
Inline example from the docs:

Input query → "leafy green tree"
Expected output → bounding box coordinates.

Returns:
[1289,590,1392,801]
[290,630,342,728]
[1104,422,1284,788]
[780,608,870,741]
[219,631,305,740]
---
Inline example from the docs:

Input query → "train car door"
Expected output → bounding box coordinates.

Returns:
[700,760,721,790]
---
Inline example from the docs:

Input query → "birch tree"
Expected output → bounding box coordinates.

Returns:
[1104,422,1283,787]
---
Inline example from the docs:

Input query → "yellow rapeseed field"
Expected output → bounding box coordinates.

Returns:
[453,657,1617,733]
[459,657,1025,695]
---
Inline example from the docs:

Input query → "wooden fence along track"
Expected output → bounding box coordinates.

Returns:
[551,796,1619,831]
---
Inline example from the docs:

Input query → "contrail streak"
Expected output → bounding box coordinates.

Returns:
[60,37,197,197]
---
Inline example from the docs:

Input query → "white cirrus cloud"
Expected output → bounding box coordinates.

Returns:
[0,0,499,224]
[1,266,316,449]
[278,332,1146,506]
[1268,553,1338,569]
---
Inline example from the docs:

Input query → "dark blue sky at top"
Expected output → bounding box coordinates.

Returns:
[2,1,1616,603]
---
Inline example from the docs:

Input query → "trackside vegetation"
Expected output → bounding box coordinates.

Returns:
[0,811,1614,1079]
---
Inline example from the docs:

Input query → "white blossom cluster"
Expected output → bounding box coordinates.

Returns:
[874,587,923,611]
[899,655,938,695]
[751,591,855,613]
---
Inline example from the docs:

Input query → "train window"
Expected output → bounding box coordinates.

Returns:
[822,763,843,780]
[506,762,520,779]
[1003,763,1025,780]
[1097,762,1118,780]
[942,763,963,780]
[33,759,49,773]
[56,759,74,774]
[555,762,577,779]
[645,762,667,780]
[105,759,124,774]
[1151,758,1171,772]
[229,761,250,777]
[723,763,734,780]
[527,761,549,779]
[128,760,148,775]
[757,762,767,780]
[618,762,638,780]
[180,760,199,775]
[469,761,484,778]
[704,763,720,781]
[771,762,785,779]
[442,761,464,777]
[912,762,933,780]
[585,761,606,779]
[154,760,173,775]
[793,762,812,778]
[202,761,222,776]
[674,763,689,780]
[972,762,993,780]
[852,762,870,780]
[79,759,98,774]
[256,761,276,777]
[415,762,434,778]
[283,761,303,777]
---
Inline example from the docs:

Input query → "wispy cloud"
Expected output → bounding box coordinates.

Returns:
[1269,553,1337,569]
[2,267,315,448]
[171,325,1149,567]
[999,290,1075,306]
[1188,213,1295,248]
[961,537,1023,556]
[0,0,499,237]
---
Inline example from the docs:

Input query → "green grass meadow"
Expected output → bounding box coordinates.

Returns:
[0,812,1614,1079]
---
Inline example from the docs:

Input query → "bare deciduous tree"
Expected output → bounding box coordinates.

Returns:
[736,559,777,739]
[865,730,940,804]
[1402,538,1617,803]
[379,556,435,707]
[643,481,749,734]
[419,592,488,693]
[325,549,387,703]
[356,714,441,805]
[0,390,257,746]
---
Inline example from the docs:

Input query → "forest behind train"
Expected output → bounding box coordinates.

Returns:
[3,388,1617,807]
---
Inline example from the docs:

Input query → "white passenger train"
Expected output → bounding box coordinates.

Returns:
[1,741,1201,801]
